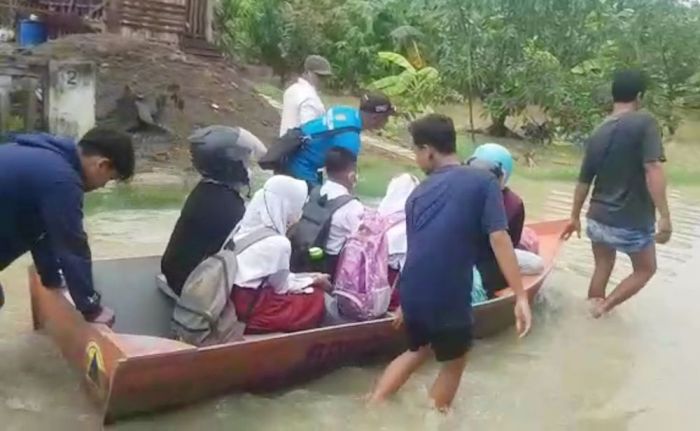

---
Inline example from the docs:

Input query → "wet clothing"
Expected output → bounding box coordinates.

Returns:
[579,111,665,230]
[399,165,507,355]
[586,218,655,254]
[286,106,363,186]
[0,134,100,316]
[477,187,525,296]
[161,181,246,295]
[406,320,473,362]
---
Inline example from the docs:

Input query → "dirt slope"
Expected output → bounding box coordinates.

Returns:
[25,34,280,171]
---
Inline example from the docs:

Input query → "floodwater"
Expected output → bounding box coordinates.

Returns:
[1,180,700,431]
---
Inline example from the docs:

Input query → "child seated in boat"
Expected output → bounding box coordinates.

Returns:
[466,143,543,297]
[228,176,332,334]
[289,147,365,277]
[161,126,266,296]
[376,174,419,310]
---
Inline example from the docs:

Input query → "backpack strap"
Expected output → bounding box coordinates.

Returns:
[324,194,356,214]
[307,125,361,142]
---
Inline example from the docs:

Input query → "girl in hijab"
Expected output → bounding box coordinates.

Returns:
[229,176,331,333]
[378,173,420,273]
[377,174,420,311]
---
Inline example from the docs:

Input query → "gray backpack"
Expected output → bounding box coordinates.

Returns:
[171,227,276,346]
[288,187,355,272]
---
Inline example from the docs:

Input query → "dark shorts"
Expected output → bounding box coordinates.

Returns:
[405,319,472,362]
[586,219,655,255]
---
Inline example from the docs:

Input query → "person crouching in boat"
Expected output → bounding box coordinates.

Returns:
[368,114,532,411]
[228,176,332,333]
[0,128,134,323]
[161,126,266,296]
[467,143,543,297]
[377,173,420,311]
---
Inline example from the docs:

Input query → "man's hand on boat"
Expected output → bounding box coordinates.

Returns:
[561,218,582,240]
[84,306,116,327]
[490,230,533,338]
[514,295,532,338]
[392,307,404,330]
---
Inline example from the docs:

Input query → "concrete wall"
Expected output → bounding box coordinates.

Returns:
[46,60,96,140]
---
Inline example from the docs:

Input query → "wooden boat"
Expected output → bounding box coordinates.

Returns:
[29,219,567,423]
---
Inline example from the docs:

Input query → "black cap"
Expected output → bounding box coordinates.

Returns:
[359,91,396,115]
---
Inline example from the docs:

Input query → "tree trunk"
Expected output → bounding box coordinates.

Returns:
[487,113,509,137]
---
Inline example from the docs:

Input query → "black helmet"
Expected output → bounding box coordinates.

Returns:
[188,126,264,187]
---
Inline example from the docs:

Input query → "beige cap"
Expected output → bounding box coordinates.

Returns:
[304,55,333,76]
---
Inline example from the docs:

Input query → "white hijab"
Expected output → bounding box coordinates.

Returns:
[228,176,309,290]
[378,174,419,265]
[234,175,308,237]
[378,173,420,217]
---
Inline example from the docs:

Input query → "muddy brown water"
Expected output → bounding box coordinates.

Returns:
[1,181,699,431]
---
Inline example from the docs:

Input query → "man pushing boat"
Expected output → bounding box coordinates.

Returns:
[0,128,135,324]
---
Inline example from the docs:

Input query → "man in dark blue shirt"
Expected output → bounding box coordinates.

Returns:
[0,128,134,324]
[369,114,532,411]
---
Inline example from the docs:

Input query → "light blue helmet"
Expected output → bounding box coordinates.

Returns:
[470,143,514,184]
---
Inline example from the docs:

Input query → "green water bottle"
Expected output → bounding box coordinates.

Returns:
[309,247,325,262]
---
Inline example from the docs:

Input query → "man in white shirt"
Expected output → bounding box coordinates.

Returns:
[279,55,332,136]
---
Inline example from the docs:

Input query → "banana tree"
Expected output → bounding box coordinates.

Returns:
[370,51,442,119]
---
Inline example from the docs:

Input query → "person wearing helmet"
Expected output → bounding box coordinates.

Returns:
[467,143,527,296]
[161,126,266,296]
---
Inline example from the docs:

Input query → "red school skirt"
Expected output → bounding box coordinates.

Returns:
[232,286,325,334]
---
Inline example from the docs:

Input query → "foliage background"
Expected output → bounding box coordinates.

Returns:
[216,0,700,143]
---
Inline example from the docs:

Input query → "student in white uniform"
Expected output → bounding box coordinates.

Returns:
[378,173,421,272]
[377,174,420,311]
[279,55,332,136]
[228,175,332,334]
[319,147,365,264]
[288,147,364,277]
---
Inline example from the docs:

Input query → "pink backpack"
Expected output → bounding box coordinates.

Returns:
[333,210,403,321]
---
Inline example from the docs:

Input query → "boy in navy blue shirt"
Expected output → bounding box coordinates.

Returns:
[368,114,532,411]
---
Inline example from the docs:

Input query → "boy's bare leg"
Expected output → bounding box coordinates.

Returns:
[598,245,656,317]
[588,243,617,313]
[368,347,431,405]
[429,354,468,412]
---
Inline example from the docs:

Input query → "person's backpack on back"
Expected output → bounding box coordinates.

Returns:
[258,126,361,174]
[289,187,355,272]
[258,128,306,174]
[333,210,404,321]
[171,227,276,346]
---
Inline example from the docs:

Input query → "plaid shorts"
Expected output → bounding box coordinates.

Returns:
[586,218,655,254]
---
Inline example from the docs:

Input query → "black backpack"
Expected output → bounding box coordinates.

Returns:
[258,126,361,174]
[289,187,356,272]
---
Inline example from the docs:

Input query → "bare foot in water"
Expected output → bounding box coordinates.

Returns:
[588,298,605,319]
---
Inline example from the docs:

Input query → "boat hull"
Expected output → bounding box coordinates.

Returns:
[28,219,567,423]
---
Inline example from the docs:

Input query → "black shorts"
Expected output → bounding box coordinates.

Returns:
[405,319,472,362]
